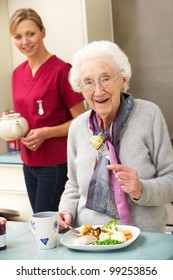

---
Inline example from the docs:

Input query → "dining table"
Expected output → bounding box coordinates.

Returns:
[0,221,173,260]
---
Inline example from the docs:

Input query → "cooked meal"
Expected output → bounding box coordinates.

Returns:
[73,235,97,246]
[79,224,101,239]
[80,224,94,235]
[73,220,133,246]
[90,135,105,150]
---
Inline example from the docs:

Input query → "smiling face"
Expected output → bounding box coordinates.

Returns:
[80,58,127,129]
[12,19,45,58]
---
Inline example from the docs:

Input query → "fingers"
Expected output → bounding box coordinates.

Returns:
[118,178,125,186]
[30,144,38,151]
[22,128,45,151]
[107,164,138,180]
[107,163,141,198]
[22,137,41,151]
[22,140,38,151]
[58,212,72,232]
[107,163,131,173]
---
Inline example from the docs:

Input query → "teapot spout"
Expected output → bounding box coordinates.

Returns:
[12,120,24,139]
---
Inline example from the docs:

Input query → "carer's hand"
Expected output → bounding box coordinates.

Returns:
[21,127,48,151]
[58,211,73,232]
[107,164,142,200]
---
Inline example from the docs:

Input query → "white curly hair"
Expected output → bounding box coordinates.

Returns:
[69,40,132,92]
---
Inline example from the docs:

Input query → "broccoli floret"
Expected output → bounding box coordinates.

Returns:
[101,220,118,233]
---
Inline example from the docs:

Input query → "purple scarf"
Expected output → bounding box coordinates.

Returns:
[86,93,134,224]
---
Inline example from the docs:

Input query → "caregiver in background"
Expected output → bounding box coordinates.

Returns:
[9,8,85,213]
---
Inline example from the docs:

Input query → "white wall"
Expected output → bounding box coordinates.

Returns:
[8,0,113,68]
[0,0,13,152]
[0,1,13,106]
[8,0,88,68]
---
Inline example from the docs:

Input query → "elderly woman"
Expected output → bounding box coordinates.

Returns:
[58,40,173,232]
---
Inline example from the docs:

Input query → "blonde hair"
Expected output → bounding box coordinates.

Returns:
[69,40,131,92]
[9,8,44,35]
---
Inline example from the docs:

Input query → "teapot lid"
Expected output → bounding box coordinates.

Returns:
[0,113,21,120]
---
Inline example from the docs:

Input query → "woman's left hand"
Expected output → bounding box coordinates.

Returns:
[107,164,142,200]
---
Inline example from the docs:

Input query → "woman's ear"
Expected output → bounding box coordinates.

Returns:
[42,27,46,39]
[122,78,128,91]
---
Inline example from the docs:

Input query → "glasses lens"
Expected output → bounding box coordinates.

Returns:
[81,76,117,91]
[101,77,112,87]
[84,80,94,90]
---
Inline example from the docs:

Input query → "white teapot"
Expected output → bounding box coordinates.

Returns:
[0,113,29,141]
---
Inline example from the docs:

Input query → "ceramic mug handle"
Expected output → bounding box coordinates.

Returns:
[29,218,35,234]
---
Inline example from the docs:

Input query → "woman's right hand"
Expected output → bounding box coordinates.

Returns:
[58,211,73,232]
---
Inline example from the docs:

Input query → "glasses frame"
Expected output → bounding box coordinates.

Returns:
[80,75,119,92]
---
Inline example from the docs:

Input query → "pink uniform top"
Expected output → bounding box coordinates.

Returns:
[12,55,84,166]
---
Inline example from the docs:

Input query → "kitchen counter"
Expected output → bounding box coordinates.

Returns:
[0,221,173,260]
[0,151,22,164]
[0,152,32,221]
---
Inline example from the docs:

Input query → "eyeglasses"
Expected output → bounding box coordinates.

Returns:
[80,75,119,92]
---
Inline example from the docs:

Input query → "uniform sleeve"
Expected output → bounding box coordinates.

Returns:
[58,63,84,108]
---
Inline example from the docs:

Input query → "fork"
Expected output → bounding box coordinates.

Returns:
[98,143,110,160]
[68,226,83,237]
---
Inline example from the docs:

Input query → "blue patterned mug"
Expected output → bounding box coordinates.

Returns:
[29,211,58,249]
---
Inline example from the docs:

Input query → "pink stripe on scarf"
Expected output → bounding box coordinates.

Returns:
[107,141,130,224]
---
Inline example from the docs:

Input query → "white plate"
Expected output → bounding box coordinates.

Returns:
[60,225,140,251]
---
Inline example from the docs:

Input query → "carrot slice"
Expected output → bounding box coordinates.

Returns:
[122,230,131,235]
[121,230,133,240]
[125,234,132,240]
